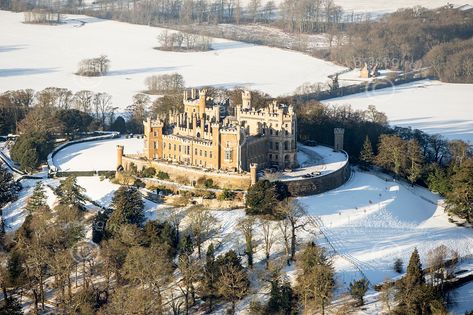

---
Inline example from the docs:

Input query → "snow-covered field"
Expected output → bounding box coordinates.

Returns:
[53,137,143,171]
[333,0,469,15]
[323,80,473,143]
[0,10,344,108]
[297,170,473,287]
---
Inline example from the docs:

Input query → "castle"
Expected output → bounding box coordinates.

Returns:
[143,89,297,174]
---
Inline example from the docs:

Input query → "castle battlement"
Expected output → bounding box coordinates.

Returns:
[144,90,297,172]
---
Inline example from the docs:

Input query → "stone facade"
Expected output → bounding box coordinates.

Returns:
[142,89,297,173]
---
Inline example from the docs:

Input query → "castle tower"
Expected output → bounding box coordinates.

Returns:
[116,145,124,170]
[334,128,345,151]
[250,163,258,186]
[198,89,207,117]
[242,91,251,110]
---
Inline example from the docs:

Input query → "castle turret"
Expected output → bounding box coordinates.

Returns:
[250,163,258,186]
[242,91,251,110]
[116,145,124,170]
[334,128,345,151]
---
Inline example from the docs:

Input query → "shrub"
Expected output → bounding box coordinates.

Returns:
[394,258,403,273]
[196,176,214,188]
[349,278,369,306]
[194,189,216,199]
[141,167,156,178]
[156,171,170,180]
[218,189,236,201]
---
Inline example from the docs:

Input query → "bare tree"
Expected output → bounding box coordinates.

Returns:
[261,218,275,269]
[276,199,306,264]
[93,92,112,129]
[237,217,256,268]
[73,90,94,113]
[187,206,218,258]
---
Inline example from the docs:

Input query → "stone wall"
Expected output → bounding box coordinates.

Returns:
[122,155,252,190]
[284,161,351,197]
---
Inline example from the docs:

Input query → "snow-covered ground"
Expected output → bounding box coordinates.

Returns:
[323,80,473,143]
[333,0,469,15]
[280,144,348,180]
[53,137,143,171]
[0,10,344,108]
[297,170,473,287]
[449,281,473,314]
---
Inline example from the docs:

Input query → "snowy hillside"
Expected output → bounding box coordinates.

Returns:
[323,80,473,143]
[333,0,469,15]
[0,10,344,109]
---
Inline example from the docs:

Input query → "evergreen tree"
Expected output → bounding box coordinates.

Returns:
[0,163,19,208]
[246,180,289,216]
[0,296,23,315]
[446,159,473,223]
[106,186,144,236]
[179,234,194,256]
[359,135,374,168]
[201,243,218,312]
[407,140,423,185]
[427,163,451,195]
[56,176,86,210]
[25,182,46,214]
[349,278,369,306]
[296,242,334,315]
[267,277,294,315]
[405,248,425,288]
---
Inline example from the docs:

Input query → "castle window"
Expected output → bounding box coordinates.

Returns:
[179,145,181,152]
[200,150,202,156]
[169,143,171,150]
[154,131,157,136]
[269,154,272,159]
[275,142,279,150]
[174,144,176,151]
[224,148,233,162]
[275,154,279,160]
[205,151,207,157]
[195,148,198,155]
[210,151,213,158]
[269,142,273,150]
[285,130,289,136]
[284,141,289,150]
[153,141,157,149]
[276,131,279,136]
[270,129,273,135]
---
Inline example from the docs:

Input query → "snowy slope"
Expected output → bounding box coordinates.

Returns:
[53,137,143,171]
[0,10,344,108]
[298,171,473,287]
[323,80,473,143]
[333,0,468,15]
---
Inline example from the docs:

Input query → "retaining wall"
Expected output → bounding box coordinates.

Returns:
[283,157,351,196]
[122,156,252,190]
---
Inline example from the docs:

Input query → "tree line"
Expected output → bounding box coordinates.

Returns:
[0,87,150,171]
[296,100,473,223]
[328,6,473,83]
